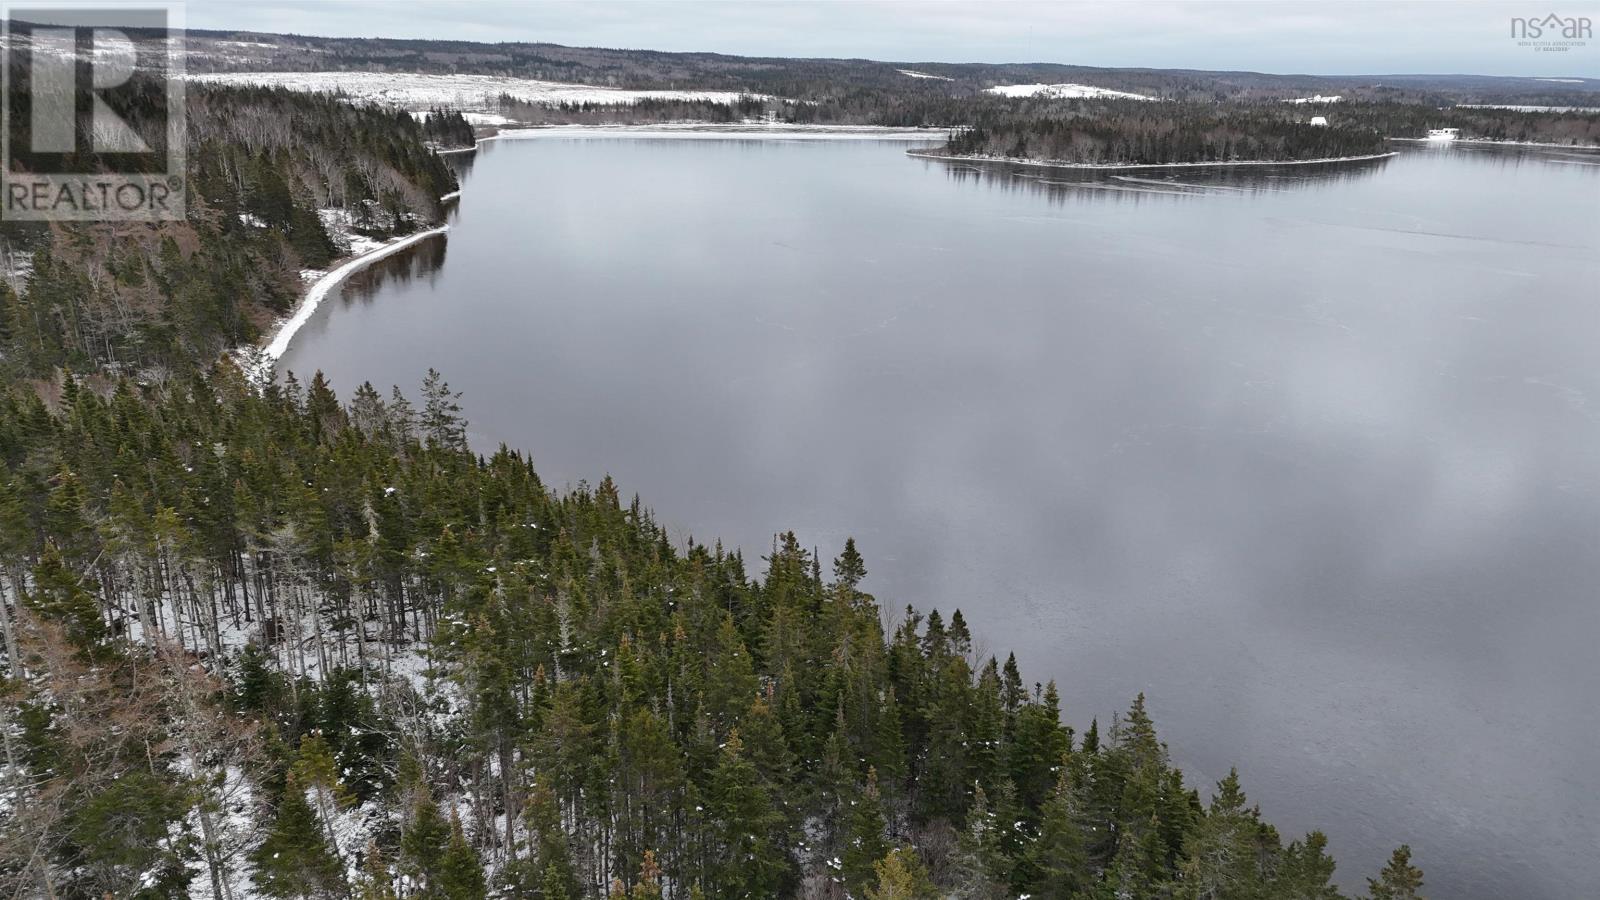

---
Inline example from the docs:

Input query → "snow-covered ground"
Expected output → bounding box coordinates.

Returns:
[316,209,392,257]
[1288,94,1343,103]
[188,71,764,110]
[897,69,953,81]
[985,82,1155,100]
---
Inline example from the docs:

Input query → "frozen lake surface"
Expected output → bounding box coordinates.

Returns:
[280,135,1600,899]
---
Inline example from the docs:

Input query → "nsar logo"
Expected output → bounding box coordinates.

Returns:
[1510,12,1593,52]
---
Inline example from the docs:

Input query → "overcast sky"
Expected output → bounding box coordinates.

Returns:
[185,1,1598,78]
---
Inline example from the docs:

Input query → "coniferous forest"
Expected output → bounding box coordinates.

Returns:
[0,370,1427,900]
[933,101,1385,165]
[0,60,1445,900]
[926,99,1599,166]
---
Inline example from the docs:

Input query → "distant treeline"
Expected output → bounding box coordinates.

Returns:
[495,94,768,126]
[932,100,1387,165]
[181,28,1600,109]
[0,86,456,379]
[1327,101,1600,145]
[919,98,1600,166]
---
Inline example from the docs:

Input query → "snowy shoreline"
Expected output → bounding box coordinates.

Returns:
[246,225,449,380]
[906,149,1398,170]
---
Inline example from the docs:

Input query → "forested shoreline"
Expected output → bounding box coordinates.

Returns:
[919,99,1599,167]
[0,56,1446,900]
[0,369,1427,899]
[0,86,456,379]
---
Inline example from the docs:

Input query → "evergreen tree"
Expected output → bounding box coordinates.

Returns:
[704,730,794,897]
[1025,759,1089,899]
[436,812,488,900]
[71,772,191,898]
[841,767,891,896]
[1274,831,1345,900]
[401,792,452,895]
[421,369,468,451]
[26,542,107,652]
[355,844,399,900]
[833,537,867,590]
[1366,846,1424,900]
[867,846,937,900]
[252,775,345,899]
[526,785,581,899]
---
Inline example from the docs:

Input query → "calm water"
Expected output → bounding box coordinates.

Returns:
[281,135,1600,898]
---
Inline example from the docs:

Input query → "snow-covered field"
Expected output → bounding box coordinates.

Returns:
[897,69,953,81]
[1288,94,1343,104]
[985,82,1154,100]
[188,70,764,110]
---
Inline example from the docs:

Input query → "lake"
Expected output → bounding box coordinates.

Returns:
[279,132,1600,899]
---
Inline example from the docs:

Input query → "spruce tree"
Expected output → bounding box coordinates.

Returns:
[526,786,580,900]
[841,767,891,896]
[354,845,399,900]
[26,542,107,652]
[705,730,794,898]
[401,792,451,895]
[832,537,867,591]
[1366,846,1424,900]
[1025,759,1090,899]
[420,369,468,451]
[252,775,345,899]
[1274,831,1345,900]
[436,812,487,900]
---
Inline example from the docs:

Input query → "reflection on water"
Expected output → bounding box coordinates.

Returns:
[930,153,1392,203]
[279,138,1600,900]
[339,233,449,304]
[444,147,477,181]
